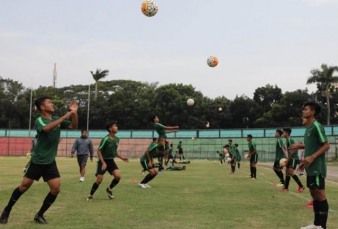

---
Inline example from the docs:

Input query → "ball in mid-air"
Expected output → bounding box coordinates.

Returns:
[187,98,194,106]
[206,121,210,128]
[207,56,218,67]
[279,158,287,167]
[141,0,158,17]
[26,152,31,158]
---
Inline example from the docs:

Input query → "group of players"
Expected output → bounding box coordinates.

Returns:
[0,97,331,229]
[217,139,242,174]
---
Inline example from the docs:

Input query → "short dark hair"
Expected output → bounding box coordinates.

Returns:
[105,120,117,132]
[170,143,173,147]
[81,129,87,133]
[303,101,321,117]
[35,135,38,138]
[228,139,233,142]
[179,141,182,143]
[34,96,52,111]
[234,144,238,147]
[152,138,157,142]
[276,129,283,136]
[247,134,253,138]
[225,144,229,147]
[149,115,157,123]
[283,128,292,135]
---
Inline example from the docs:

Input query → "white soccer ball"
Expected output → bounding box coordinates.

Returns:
[225,153,230,157]
[206,122,210,128]
[218,107,222,111]
[280,158,287,167]
[187,98,194,106]
[227,158,231,162]
[244,154,249,159]
[207,56,219,67]
[141,0,158,17]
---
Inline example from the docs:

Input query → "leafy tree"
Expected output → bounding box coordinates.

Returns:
[253,84,283,114]
[90,69,109,99]
[307,64,338,125]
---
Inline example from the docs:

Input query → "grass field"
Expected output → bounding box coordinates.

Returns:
[0,157,337,229]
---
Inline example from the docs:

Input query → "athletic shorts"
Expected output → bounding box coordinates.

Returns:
[96,159,118,176]
[25,161,60,182]
[250,154,258,164]
[168,155,174,159]
[140,158,155,171]
[77,154,89,166]
[287,158,298,169]
[307,175,325,190]
[273,160,282,169]
[178,149,183,154]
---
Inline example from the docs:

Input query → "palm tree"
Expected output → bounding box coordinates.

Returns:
[90,69,109,99]
[306,64,338,125]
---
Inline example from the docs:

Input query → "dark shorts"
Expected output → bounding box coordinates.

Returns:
[168,155,174,159]
[140,158,155,171]
[178,149,183,154]
[307,175,325,190]
[273,160,282,169]
[77,154,89,167]
[96,160,119,176]
[250,154,258,164]
[25,161,60,182]
[287,158,298,169]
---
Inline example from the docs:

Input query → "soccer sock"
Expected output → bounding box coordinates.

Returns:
[90,182,99,195]
[291,174,303,187]
[253,167,257,178]
[220,159,223,164]
[231,165,235,173]
[37,192,57,216]
[277,171,284,184]
[140,174,156,184]
[250,166,253,177]
[284,176,290,189]
[183,155,185,160]
[238,163,240,169]
[109,178,120,189]
[4,187,24,212]
[318,199,329,229]
[313,200,320,226]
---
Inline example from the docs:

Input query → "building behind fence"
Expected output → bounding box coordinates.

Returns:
[1,127,337,161]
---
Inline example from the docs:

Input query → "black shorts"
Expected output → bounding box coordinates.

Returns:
[140,158,155,171]
[77,154,89,167]
[168,155,174,159]
[96,160,118,176]
[250,154,258,164]
[307,174,325,190]
[287,158,298,169]
[273,160,282,169]
[178,149,183,154]
[25,161,60,182]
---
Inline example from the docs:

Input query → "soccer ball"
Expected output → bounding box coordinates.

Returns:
[26,152,31,158]
[225,153,230,157]
[227,158,231,162]
[206,121,210,128]
[207,56,218,67]
[187,98,194,106]
[244,154,249,159]
[280,158,287,167]
[218,107,222,111]
[141,0,158,17]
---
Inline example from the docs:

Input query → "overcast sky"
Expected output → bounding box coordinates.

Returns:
[0,0,337,99]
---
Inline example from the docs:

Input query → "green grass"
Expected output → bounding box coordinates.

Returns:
[0,157,337,229]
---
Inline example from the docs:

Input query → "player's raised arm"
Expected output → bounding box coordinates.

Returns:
[67,100,78,130]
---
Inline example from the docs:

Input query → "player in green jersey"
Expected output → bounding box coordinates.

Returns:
[273,129,287,187]
[0,97,78,224]
[216,150,225,164]
[291,102,330,229]
[280,128,304,192]
[87,121,129,201]
[246,135,258,179]
[139,137,166,188]
[228,140,236,173]
[234,144,241,169]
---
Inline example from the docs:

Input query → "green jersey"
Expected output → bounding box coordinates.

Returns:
[168,147,173,157]
[218,151,225,158]
[275,138,284,161]
[32,116,71,165]
[285,137,297,159]
[229,144,235,156]
[98,135,120,160]
[154,123,166,138]
[248,141,257,155]
[304,120,328,177]
[235,148,241,160]
[140,143,161,163]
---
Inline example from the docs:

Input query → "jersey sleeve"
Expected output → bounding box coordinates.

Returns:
[98,137,108,151]
[277,139,283,147]
[155,123,165,128]
[315,122,328,143]
[35,117,46,133]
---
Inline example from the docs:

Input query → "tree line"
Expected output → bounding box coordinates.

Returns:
[0,64,337,130]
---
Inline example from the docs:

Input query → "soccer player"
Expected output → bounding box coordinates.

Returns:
[0,97,78,224]
[228,140,236,173]
[71,129,94,182]
[291,102,330,229]
[139,137,166,188]
[246,135,258,179]
[273,129,287,187]
[280,128,305,192]
[234,144,241,169]
[177,141,185,161]
[86,121,129,201]
[165,143,176,166]
[166,165,186,171]
[216,150,225,165]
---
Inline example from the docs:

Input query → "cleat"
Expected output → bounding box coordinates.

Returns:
[279,187,289,192]
[251,177,256,180]
[300,224,323,229]
[297,187,305,193]
[86,195,93,201]
[305,200,313,208]
[0,211,9,224]
[138,183,147,188]
[106,188,114,199]
[144,184,151,188]
[276,182,284,187]
[34,214,47,224]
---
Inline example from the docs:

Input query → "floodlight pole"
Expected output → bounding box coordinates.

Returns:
[28,87,33,137]
[86,84,90,131]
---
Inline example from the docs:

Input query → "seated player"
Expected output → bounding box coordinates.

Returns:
[139,137,166,188]
[166,165,186,171]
